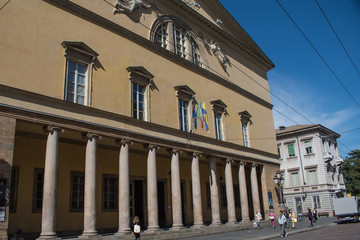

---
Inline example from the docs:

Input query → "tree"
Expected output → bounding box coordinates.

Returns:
[342,149,360,197]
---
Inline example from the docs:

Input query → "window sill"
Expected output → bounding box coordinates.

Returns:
[304,153,315,157]
[287,156,297,160]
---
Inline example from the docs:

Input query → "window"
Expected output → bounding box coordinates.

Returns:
[287,144,295,157]
[211,100,227,141]
[277,145,281,158]
[179,99,189,132]
[305,140,313,154]
[268,192,273,210]
[154,23,167,48]
[71,171,84,211]
[9,166,19,212]
[214,112,223,140]
[102,175,118,211]
[239,111,251,147]
[151,16,202,66]
[33,168,44,212]
[313,196,321,209]
[62,42,98,106]
[174,25,186,58]
[132,82,145,120]
[175,85,195,132]
[308,168,318,185]
[290,171,300,187]
[128,66,154,122]
[242,122,249,147]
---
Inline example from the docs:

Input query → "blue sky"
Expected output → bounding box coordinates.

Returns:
[218,0,360,157]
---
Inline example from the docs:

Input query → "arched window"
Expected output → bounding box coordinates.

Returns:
[151,16,202,66]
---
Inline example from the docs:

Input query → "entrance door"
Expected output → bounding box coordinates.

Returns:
[295,197,303,220]
[181,181,187,226]
[130,180,145,227]
[157,181,167,228]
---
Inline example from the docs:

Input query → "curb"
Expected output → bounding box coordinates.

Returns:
[255,222,337,240]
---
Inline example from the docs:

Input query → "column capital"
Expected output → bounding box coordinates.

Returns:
[115,138,133,147]
[189,152,202,158]
[239,160,248,166]
[171,148,182,154]
[226,158,234,164]
[144,143,159,151]
[251,162,258,168]
[43,125,64,134]
[82,132,101,141]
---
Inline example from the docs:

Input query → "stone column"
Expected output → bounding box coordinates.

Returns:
[209,157,221,225]
[82,133,100,237]
[191,152,203,227]
[39,126,63,239]
[116,139,132,235]
[147,145,160,231]
[225,159,237,224]
[238,162,250,221]
[250,163,261,216]
[171,149,183,229]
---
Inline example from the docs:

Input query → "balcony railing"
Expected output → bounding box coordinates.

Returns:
[323,152,333,161]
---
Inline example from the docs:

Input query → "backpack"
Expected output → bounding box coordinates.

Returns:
[134,224,141,233]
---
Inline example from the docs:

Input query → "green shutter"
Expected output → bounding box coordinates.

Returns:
[288,144,295,157]
[305,141,312,148]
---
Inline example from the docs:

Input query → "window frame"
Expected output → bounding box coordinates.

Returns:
[287,143,296,157]
[304,140,313,155]
[178,98,189,132]
[290,170,300,187]
[307,168,318,185]
[239,111,251,147]
[214,111,223,140]
[70,171,85,212]
[174,85,195,132]
[313,196,321,209]
[102,174,118,211]
[32,168,44,213]
[62,41,98,106]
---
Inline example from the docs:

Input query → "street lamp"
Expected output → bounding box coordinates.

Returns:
[274,171,285,207]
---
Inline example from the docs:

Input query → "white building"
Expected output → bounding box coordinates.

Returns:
[276,125,346,217]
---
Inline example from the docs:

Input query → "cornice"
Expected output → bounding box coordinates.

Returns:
[276,125,340,140]
[170,0,275,71]
[42,0,273,110]
[0,84,279,165]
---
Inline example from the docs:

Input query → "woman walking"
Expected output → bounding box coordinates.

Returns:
[133,216,141,240]
[255,210,262,230]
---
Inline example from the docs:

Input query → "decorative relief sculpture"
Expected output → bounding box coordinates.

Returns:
[113,0,151,14]
[181,0,201,10]
[205,40,231,72]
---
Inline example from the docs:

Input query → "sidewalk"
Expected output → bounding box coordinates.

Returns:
[175,217,337,240]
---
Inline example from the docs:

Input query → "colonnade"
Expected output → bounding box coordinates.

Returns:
[38,127,262,239]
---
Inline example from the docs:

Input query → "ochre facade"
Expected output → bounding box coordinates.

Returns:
[0,0,281,239]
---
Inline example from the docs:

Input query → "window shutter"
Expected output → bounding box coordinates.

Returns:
[305,141,312,148]
[288,144,295,156]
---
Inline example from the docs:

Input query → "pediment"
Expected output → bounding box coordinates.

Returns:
[238,110,252,119]
[61,41,99,58]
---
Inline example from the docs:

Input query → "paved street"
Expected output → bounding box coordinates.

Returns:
[177,217,359,240]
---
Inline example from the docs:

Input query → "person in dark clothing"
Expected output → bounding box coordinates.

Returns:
[313,208,318,223]
[307,208,313,227]
[133,216,141,240]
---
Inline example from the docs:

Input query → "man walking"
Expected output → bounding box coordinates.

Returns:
[307,208,314,227]
[278,210,287,238]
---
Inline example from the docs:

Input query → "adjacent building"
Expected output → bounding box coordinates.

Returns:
[0,0,281,239]
[276,125,346,217]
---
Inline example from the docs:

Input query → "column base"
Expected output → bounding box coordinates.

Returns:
[170,224,184,230]
[115,228,132,236]
[146,225,160,232]
[192,222,204,229]
[226,220,237,225]
[37,232,59,240]
[80,231,98,238]
[210,221,222,226]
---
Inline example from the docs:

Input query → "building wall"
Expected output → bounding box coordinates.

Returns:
[1,0,280,237]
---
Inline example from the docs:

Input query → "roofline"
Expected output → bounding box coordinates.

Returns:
[276,124,341,139]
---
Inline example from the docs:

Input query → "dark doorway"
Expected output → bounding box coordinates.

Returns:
[134,180,144,228]
[181,181,187,226]
[157,181,167,228]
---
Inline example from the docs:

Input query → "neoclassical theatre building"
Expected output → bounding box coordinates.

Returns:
[0,0,280,239]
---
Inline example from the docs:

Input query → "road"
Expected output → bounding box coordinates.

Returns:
[177,218,360,240]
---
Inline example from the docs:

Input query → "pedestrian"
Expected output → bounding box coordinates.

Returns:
[11,229,24,240]
[133,216,141,240]
[278,210,287,238]
[289,210,296,229]
[268,210,276,229]
[255,210,262,230]
[307,208,313,227]
[313,208,318,223]
[284,210,290,229]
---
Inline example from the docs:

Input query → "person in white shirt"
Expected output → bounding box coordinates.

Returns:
[278,210,287,238]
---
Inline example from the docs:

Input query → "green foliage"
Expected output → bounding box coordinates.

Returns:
[342,149,360,197]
